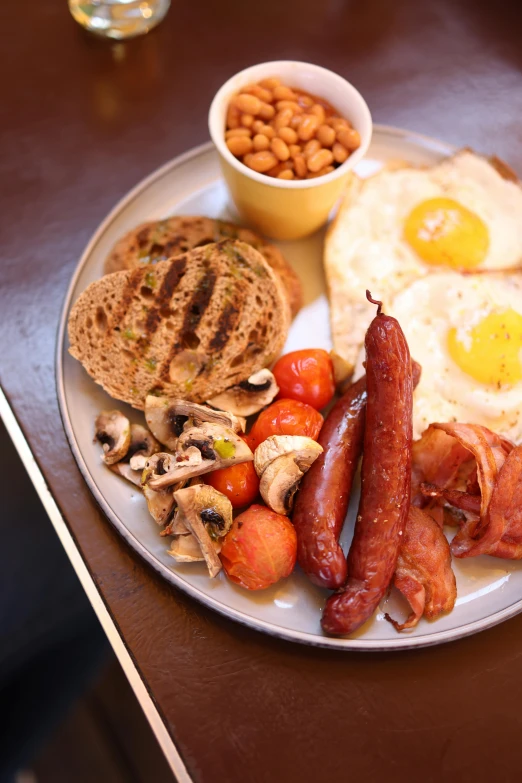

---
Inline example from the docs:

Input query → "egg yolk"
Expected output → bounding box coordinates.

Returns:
[404,197,489,269]
[448,308,522,386]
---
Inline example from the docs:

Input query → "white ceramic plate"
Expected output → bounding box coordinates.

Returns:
[57,126,522,650]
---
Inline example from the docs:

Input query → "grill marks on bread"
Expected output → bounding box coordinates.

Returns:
[159,265,218,382]
[104,215,302,318]
[145,256,187,335]
[68,240,290,408]
[209,301,241,353]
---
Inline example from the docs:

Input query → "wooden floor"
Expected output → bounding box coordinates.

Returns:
[31,656,176,783]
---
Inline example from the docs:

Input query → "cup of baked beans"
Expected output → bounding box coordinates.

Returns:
[209,61,372,240]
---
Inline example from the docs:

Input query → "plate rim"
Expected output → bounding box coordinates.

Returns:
[56,125,522,651]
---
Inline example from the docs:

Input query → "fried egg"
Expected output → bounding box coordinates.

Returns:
[381,273,522,442]
[325,151,522,373]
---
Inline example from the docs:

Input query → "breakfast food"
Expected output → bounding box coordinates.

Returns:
[68,239,291,408]
[87,285,522,636]
[293,375,366,590]
[220,504,297,590]
[248,399,323,447]
[413,422,520,559]
[322,295,413,636]
[254,435,323,515]
[206,457,260,509]
[71,106,522,642]
[272,348,335,410]
[225,77,361,180]
[294,359,421,590]
[325,150,522,376]
[389,273,522,441]
[104,215,302,318]
[386,506,456,631]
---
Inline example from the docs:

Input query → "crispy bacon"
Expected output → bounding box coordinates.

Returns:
[431,424,499,518]
[420,483,481,515]
[411,426,471,506]
[486,445,522,559]
[386,507,457,630]
[412,423,519,559]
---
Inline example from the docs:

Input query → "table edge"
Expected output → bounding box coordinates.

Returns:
[0,385,192,783]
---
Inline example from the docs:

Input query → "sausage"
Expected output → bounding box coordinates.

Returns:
[321,293,413,636]
[294,361,420,590]
[293,376,366,588]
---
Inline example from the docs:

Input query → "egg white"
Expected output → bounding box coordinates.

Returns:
[325,151,522,373]
[379,273,522,442]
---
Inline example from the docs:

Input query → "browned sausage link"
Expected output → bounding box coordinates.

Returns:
[293,376,367,588]
[293,361,420,590]
[321,297,413,636]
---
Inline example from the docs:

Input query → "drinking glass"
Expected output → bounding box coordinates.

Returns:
[69,0,171,39]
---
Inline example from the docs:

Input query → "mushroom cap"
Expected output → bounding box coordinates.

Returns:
[144,423,253,490]
[254,435,323,477]
[167,399,246,433]
[143,484,176,525]
[145,395,246,452]
[143,451,200,490]
[206,369,279,417]
[173,484,233,577]
[128,424,161,470]
[94,410,131,465]
[259,453,304,515]
[145,395,183,450]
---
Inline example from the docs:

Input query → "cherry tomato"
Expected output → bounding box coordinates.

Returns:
[248,399,323,447]
[241,432,258,452]
[206,460,259,509]
[272,349,335,410]
[220,504,297,590]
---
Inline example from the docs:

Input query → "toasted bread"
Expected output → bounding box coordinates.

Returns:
[104,215,302,318]
[68,240,291,409]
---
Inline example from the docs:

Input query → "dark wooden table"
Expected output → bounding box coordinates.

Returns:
[3,1,522,780]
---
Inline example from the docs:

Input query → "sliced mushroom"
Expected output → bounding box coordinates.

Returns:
[254,435,323,477]
[110,462,143,487]
[143,450,202,490]
[127,424,161,470]
[255,436,323,515]
[145,395,187,450]
[145,423,253,490]
[107,423,161,486]
[143,484,176,526]
[94,410,131,465]
[168,531,205,563]
[145,395,246,451]
[260,454,305,515]
[171,484,233,577]
[167,399,246,433]
[161,507,190,537]
[207,369,279,417]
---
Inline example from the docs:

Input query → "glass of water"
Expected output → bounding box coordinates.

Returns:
[69,0,171,39]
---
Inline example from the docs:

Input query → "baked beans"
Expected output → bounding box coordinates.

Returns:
[224,77,361,180]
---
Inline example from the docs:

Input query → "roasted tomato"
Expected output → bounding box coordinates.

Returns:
[220,504,297,590]
[248,399,323,447]
[272,349,335,410]
[206,460,259,509]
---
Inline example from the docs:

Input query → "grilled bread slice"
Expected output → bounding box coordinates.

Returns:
[104,215,302,318]
[68,240,291,409]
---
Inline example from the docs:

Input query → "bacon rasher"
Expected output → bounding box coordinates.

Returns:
[412,423,518,559]
[386,506,456,630]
